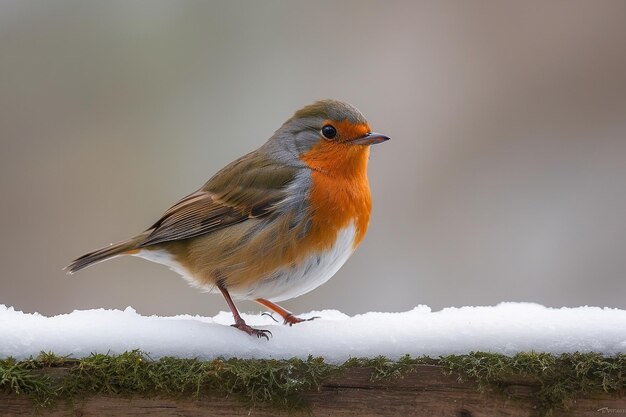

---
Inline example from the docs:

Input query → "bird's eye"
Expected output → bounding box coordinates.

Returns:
[321,124,337,140]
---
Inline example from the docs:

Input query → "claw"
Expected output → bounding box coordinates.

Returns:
[261,312,279,323]
[231,321,272,340]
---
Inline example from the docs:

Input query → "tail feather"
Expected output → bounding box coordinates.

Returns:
[65,234,146,274]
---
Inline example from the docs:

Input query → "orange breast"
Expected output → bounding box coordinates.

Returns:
[166,139,374,292]
[300,140,372,252]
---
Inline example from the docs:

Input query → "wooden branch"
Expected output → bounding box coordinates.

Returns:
[2,364,625,416]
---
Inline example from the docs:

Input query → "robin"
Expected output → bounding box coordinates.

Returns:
[66,99,390,339]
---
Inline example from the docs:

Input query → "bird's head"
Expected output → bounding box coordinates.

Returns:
[263,99,390,176]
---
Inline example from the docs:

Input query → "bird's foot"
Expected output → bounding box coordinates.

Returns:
[231,320,272,340]
[283,314,320,326]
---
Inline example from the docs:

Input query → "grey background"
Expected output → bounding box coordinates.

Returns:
[1,1,625,317]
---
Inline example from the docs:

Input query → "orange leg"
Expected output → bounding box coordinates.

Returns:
[256,298,319,326]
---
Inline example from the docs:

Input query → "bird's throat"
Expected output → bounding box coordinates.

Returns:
[300,141,370,180]
[300,142,372,249]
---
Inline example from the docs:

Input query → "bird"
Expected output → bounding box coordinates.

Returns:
[65,99,390,339]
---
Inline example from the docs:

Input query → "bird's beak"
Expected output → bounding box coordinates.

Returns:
[350,132,391,146]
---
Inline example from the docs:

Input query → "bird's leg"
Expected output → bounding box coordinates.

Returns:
[255,298,319,326]
[217,282,271,340]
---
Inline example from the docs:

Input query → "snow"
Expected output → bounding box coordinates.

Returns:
[1,303,625,363]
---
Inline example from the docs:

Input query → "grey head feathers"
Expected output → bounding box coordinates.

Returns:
[260,99,369,164]
[290,99,368,125]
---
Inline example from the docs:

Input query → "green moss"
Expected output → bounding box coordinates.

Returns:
[1,351,625,415]
[343,354,419,381]
[439,351,626,416]
[1,351,340,411]
[0,356,57,407]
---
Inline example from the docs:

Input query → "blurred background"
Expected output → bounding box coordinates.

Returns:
[1,1,625,317]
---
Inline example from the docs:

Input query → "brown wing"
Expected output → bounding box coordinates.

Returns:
[139,151,298,247]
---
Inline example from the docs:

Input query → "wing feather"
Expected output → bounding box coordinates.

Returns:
[139,152,299,247]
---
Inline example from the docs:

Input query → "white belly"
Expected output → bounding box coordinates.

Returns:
[134,223,357,302]
[238,223,357,302]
